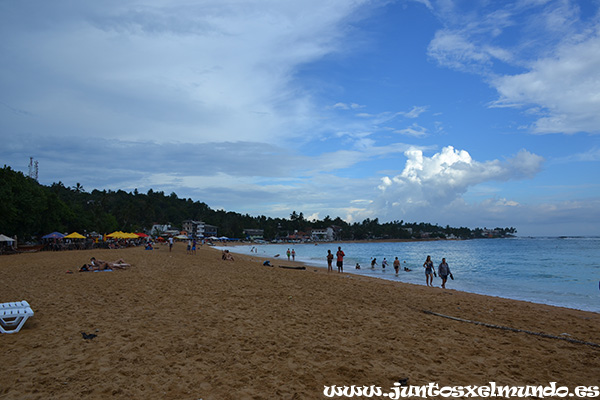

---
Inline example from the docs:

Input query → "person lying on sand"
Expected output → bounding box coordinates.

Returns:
[79,257,131,272]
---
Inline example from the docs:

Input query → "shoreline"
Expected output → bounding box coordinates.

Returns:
[1,244,599,399]
[218,243,600,315]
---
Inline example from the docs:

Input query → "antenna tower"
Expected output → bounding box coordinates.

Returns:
[28,157,39,181]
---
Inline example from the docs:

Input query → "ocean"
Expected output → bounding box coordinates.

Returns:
[218,237,600,313]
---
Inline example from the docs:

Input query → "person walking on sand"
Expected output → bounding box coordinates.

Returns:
[326,249,334,273]
[287,248,291,261]
[336,247,345,273]
[423,255,434,286]
[168,237,174,252]
[292,249,296,261]
[438,258,451,289]
[393,257,400,274]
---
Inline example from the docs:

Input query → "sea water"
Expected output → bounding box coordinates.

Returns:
[218,237,600,313]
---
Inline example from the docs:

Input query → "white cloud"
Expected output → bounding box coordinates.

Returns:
[332,102,366,110]
[426,0,600,135]
[427,29,493,71]
[411,0,433,11]
[373,146,544,216]
[553,146,600,163]
[401,106,429,118]
[0,0,375,145]
[394,123,428,137]
[492,33,600,134]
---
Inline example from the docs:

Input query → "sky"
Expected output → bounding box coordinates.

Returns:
[1,0,599,236]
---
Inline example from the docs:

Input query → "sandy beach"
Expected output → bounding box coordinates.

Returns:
[1,244,599,399]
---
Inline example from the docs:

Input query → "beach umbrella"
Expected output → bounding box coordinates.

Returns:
[63,232,86,239]
[174,234,188,240]
[106,231,131,239]
[105,231,123,238]
[41,232,65,239]
[0,234,15,242]
[136,232,149,238]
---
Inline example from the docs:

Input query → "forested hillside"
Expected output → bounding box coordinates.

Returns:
[0,166,516,241]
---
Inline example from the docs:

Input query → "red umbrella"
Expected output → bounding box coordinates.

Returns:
[136,232,149,238]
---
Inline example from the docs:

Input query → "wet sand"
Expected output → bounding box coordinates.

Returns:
[1,244,599,399]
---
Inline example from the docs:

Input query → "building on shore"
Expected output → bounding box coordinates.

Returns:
[182,220,218,238]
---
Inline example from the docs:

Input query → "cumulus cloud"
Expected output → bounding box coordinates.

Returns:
[374,146,544,213]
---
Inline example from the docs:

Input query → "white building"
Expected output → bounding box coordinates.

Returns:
[150,224,172,236]
[310,227,335,241]
[243,229,264,241]
[182,220,218,238]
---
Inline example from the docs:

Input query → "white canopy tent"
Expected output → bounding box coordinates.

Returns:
[0,234,15,242]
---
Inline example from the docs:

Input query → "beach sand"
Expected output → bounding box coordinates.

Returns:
[1,244,599,399]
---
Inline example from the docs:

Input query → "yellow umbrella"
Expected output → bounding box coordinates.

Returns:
[106,231,125,238]
[106,231,138,239]
[63,232,86,239]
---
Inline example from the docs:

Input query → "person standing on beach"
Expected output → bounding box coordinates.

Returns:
[292,249,296,261]
[168,237,173,252]
[287,248,291,261]
[326,250,334,273]
[438,258,451,289]
[393,257,400,274]
[423,255,434,286]
[336,247,345,273]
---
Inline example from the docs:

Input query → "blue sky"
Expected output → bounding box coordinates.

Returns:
[1,0,599,236]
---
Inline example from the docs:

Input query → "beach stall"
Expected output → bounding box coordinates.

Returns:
[105,231,140,247]
[63,232,87,250]
[63,232,86,240]
[0,234,16,242]
[0,234,16,255]
[41,231,65,251]
[41,232,65,240]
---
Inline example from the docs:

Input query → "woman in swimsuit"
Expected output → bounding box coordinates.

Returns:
[423,255,434,286]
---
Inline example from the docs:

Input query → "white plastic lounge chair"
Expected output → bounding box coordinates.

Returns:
[0,300,34,334]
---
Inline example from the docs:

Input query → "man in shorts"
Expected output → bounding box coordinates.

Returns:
[393,257,400,274]
[336,246,345,273]
[438,258,451,289]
